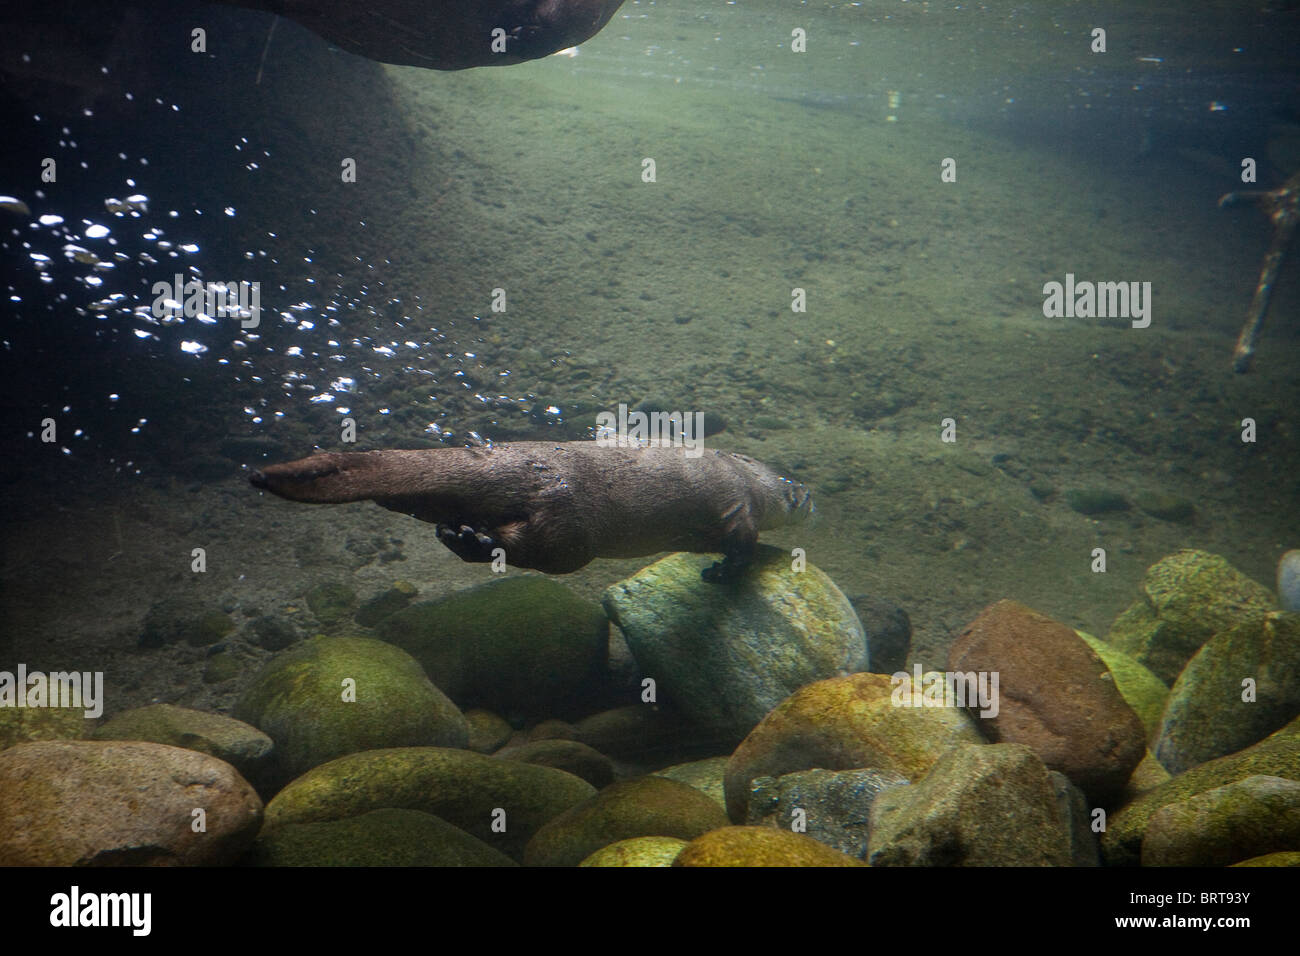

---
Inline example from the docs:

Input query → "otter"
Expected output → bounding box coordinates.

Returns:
[249,441,813,579]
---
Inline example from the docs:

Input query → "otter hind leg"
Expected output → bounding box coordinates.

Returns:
[701,498,760,583]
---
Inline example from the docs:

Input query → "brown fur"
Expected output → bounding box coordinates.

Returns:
[250,441,813,574]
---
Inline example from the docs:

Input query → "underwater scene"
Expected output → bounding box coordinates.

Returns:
[1,0,1299,900]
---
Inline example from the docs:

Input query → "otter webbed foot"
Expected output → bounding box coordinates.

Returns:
[435,523,499,563]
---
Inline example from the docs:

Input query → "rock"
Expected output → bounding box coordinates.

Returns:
[571,705,702,765]
[1065,488,1130,515]
[524,776,730,866]
[246,808,516,866]
[1280,550,1300,612]
[305,581,358,627]
[1155,612,1300,774]
[375,576,608,720]
[0,740,261,865]
[0,705,96,751]
[848,595,912,675]
[948,600,1145,801]
[1106,549,1275,684]
[355,581,418,626]
[1076,630,1168,741]
[263,746,595,861]
[139,598,231,648]
[724,672,984,822]
[1141,775,1300,867]
[1232,851,1300,866]
[465,708,514,754]
[248,614,299,651]
[234,636,467,786]
[495,739,615,788]
[673,826,867,866]
[1123,750,1172,802]
[579,836,688,867]
[1133,491,1195,523]
[91,704,272,782]
[528,718,579,742]
[868,743,1073,866]
[602,547,868,741]
[1102,715,1300,865]
[1050,771,1101,866]
[202,652,241,684]
[746,768,909,860]
[653,757,730,809]
[212,0,628,71]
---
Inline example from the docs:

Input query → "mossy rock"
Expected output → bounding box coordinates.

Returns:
[245,808,516,866]
[724,672,985,822]
[234,636,467,786]
[305,582,358,627]
[203,652,241,684]
[1141,775,1300,866]
[673,826,867,866]
[1232,851,1300,867]
[1076,630,1169,741]
[465,708,514,754]
[91,704,272,781]
[579,836,687,867]
[374,576,608,719]
[1155,613,1300,774]
[1065,488,1130,515]
[653,756,730,809]
[263,746,595,861]
[1106,550,1275,684]
[139,598,231,648]
[494,739,615,789]
[0,706,97,752]
[524,776,731,867]
[1133,492,1195,523]
[1102,715,1300,865]
[355,582,418,627]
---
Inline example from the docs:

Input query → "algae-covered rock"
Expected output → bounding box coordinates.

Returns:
[234,636,467,785]
[1140,774,1300,866]
[465,708,514,754]
[1155,612,1300,774]
[653,756,730,809]
[0,705,96,751]
[246,808,516,866]
[91,703,272,781]
[524,776,730,866]
[375,576,608,719]
[202,651,241,684]
[949,601,1145,802]
[1232,851,1300,866]
[602,547,868,741]
[1133,492,1195,523]
[0,740,261,865]
[1065,488,1130,515]
[868,743,1073,866]
[1106,550,1275,684]
[724,672,984,822]
[673,826,867,866]
[747,768,908,860]
[305,581,358,627]
[1102,715,1300,865]
[571,705,696,761]
[494,739,615,789]
[139,597,233,648]
[263,746,595,861]
[578,836,687,867]
[355,581,418,627]
[1122,750,1172,802]
[1077,630,1169,741]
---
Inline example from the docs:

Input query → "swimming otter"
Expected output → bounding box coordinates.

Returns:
[250,441,813,578]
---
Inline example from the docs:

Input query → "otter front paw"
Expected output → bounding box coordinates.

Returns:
[435,523,499,563]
